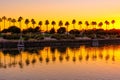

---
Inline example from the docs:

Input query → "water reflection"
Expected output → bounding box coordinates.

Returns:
[0,45,119,69]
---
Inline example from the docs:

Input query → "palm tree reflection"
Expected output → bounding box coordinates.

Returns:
[46,48,50,64]
[65,48,70,61]
[98,47,103,60]
[73,48,76,62]
[8,55,12,68]
[19,53,23,68]
[112,46,115,62]
[59,53,63,62]
[79,48,83,62]
[92,47,97,61]
[105,47,110,62]
[39,53,43,63]
[26,53,30,66]
[3,54,7,68]
[85,49,89,61]
[0,53,3,68]
[32,54,36,65]
[0,45,118,69]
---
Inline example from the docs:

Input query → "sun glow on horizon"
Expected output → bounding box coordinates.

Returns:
[0,0,120,30]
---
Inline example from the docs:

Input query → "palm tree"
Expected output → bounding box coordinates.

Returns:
[59,20,63,28]
[11,18,16,26]
[72,19,76,29]
[98,22,103,29]
[51,21,56,28]
[0,18,2,31]
[65,21,70,34]
[105,20,110,30]
[25,19,30,29]
[91,21,97,29]
[111,20,115,29]
[8,18,12,27]
[38,21,42,30]
[45,20,49,32]
[78,21,82,30]
[31,19,36,28]
[2,16,7,29]
[85,21,89,30]
[18,16,23,30]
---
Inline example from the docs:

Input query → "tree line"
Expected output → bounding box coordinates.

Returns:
[0,16,116,32]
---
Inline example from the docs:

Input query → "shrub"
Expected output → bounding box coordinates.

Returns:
[57,27,66,34]
[3,34,20,40]
[69,29,80,35]
[49,28,56,34]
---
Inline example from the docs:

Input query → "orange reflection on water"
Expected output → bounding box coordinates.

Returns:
[1,45,120,80]
[0,45,120,69]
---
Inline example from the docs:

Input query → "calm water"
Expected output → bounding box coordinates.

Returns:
[0,45,120,80]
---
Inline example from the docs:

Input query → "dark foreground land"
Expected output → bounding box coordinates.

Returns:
[1,38,120,48]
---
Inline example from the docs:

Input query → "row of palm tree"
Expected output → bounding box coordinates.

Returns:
[0,16,116,31]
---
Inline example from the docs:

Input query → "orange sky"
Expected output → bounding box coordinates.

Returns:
[0,0,120,30]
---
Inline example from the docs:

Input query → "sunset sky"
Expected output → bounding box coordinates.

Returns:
[0,0,120,30]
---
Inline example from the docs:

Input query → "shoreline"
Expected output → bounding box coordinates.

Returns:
[1,38,120,48]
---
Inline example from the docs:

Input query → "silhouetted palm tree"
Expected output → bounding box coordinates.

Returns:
[11,18,16,26]
[8,18,12,27]
[51,21,56,28]
[31,19,36,28]
[45,20,49,32]
[59,20,63,28]
[98,22,103,29]
[2,16,7,29]
[91,21,97,29]
[85,21,89,29]
[0,18,2,31]
[65,21,70,34]
[105,20,110,30]
[18,16,23,30]
[25,19,30,29]
[111,20,115,29]
[78,21,82,30]
[38,21,42,31]
[72,19,76,29]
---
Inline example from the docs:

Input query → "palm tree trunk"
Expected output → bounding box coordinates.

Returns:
[9,21,11,27]
[4,20,5,29]
[73,24,75,29]
[47,25,48,32]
